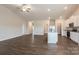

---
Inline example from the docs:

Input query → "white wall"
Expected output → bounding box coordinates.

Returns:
[0,5,29,41]
[0,5,49,41]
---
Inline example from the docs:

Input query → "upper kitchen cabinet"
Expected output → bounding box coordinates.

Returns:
[73,15,79,27]
[72,16,77,27]
[75,16,78,26]
[72,8,79,27]
[66,15,79,27]
[65,19,70,27]
[76,16,79,26]
[65,17,73,27]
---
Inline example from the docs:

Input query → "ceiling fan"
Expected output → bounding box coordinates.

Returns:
[17,4,32,13]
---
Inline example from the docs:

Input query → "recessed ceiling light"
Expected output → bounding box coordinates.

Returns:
[64,6,68,10]
[48,9,51,11]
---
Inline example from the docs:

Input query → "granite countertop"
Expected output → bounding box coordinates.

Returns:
[64,30,79,32]
[70,31,79,33]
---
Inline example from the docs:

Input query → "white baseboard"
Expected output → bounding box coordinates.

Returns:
[0,33,31,41]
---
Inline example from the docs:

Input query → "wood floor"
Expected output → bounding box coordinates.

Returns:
[0,34,79,55]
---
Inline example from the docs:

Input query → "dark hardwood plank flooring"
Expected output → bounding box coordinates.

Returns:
[0,34,79,55]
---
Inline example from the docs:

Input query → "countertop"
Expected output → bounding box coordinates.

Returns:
[64,30,79,33]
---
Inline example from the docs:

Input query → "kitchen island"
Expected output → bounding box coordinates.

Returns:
[48,32,58,43]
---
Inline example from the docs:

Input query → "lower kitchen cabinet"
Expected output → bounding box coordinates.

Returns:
[70,32,79,44]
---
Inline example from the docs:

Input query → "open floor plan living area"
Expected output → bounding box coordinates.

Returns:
[0,4,79,55]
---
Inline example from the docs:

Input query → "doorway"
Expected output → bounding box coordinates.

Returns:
[56,20,62,35]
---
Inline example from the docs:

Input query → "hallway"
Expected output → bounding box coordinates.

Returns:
[0,34,79,55]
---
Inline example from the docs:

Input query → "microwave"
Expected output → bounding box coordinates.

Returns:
[69,23,74,27]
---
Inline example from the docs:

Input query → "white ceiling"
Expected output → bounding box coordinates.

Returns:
[2,4,79,21]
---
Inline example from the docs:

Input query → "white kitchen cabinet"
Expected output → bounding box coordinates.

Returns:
[70,32,79,43]
[63,31,67,37]
[48,32,58,43]
[73,16,78,27]
[76,16,79,26]
[65,19,69,27]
